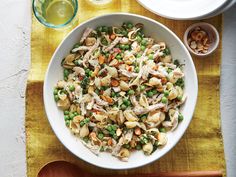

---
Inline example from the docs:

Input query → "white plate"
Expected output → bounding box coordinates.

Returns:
[44,13,198,169]
[137,0,228,20]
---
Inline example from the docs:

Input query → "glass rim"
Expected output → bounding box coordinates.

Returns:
[32,0,78,29]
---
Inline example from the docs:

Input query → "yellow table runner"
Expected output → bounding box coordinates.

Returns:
[27,0,225,176]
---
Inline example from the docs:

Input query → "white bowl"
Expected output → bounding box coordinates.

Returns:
[44,13,198,170]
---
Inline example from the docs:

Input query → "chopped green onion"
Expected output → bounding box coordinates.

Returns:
[53,88,58,95]
[141,45,145,51]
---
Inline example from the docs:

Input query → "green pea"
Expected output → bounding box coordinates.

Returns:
[54,95,59,102]
[128,89,135,95]
[124,44,130,50]
[136,144,142,150]
[164,90,169,97]
[178,114,184,121]
[135,67,139,73]
[141,39,147,46]
[141,45,146,51]
[65,120,70,126]
[116,54,122,60]
[140,85,146,91]
[159,127,166,133]
[152,89,158,95]
[80,121,85,127]
[89,70,93,77]
[147,91,154,97]
[136,35,142,43]
[177,95,182,101]
[161,96,168,103]
[107,125,113,132]
[73,112,79,116]
[69,112,75,120]
[53,88,58,95]
[69,85,75,91]
[98,133,104,140]
[120,44,126,50]
[148,54,154,60]
[64,69,69,77]
[64,110,69,115]
[64,115,69,121]
[136,53,142,58]
[84,118,90,124]
[115,92,120,97]
[120,104,127,110]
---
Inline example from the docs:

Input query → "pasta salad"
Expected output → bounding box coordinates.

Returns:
[53,22,186,161]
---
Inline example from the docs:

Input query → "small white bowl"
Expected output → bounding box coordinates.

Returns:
[44,13,198,170]
[183,22,219,57]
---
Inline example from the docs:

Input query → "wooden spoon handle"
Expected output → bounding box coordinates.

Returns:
[106,171,223,177]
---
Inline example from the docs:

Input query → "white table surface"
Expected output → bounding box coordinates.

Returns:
[0,1,235,177]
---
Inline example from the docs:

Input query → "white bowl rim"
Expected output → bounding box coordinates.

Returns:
[183,22,220,57]
[43,12,198,170]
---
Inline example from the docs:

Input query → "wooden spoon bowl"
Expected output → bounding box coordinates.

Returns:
[38,161,223,177]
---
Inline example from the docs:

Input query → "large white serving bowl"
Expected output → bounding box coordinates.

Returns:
[137,0,228,20]
[44,13,198,169]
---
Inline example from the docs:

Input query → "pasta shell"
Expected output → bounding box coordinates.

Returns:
[139,94,149,108]
[160,55,172,63]
[109,59,119,67]
[106,66,118,78]
[149,77,161,86]
[157,132,167,146]
[168,87,178,100]
[93,113,108,122]
[57,98,70,110]
[124,121,139,129]
[107,108,119,122]
[117,111,125,125]
[70,121,80,134]
[147,110,165,124]
[79,124,89,138]
[119,81,129,91]
[57,80,66,89]
[118,148,130,161]
[100,75,111,87]
[58,90,67,100]
[94,77,101,89]
[123,110,139,122]
[142,142,153,155]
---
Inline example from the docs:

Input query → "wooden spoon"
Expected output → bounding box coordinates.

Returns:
[38,161,223,177]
